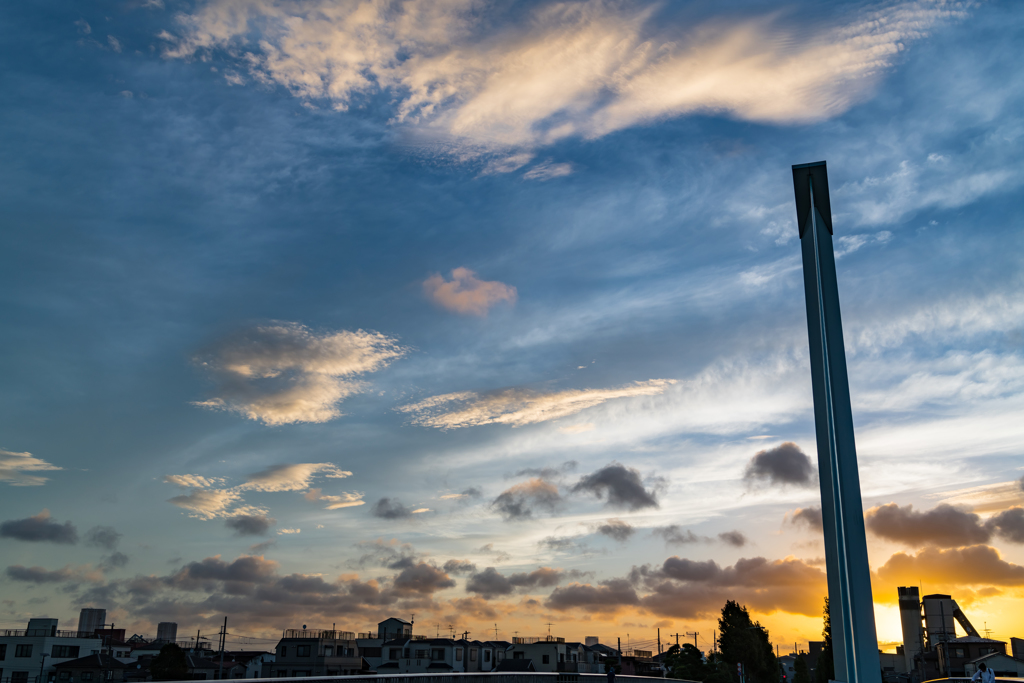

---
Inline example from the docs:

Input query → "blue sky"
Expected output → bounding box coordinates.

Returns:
[2,0,1023,651]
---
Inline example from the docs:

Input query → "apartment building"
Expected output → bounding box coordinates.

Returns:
[264,629,368,677]
[0,619,104,683]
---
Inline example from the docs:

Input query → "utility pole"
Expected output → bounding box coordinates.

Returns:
[617,637,621,655]
[219,617,227,680]
[657,629,661,654]
[687,632,698,650]
[713,631,716,655]
[494,624,499,641]
[670,633,682,647]
[792,160,881,683]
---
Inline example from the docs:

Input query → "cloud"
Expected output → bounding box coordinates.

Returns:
[0,449,62,486]
[510,461,578,480]
[249,540,277,554]
[242,463,352,491]
[718,531,748,548]
[164,0,965,158]
[865,503,990,547]
[423,268,516,316]
[442,559,477,575]
[523,161,573,181]
[466,566,573,599]
[305,489,366,509]
[546,578,641,613]
[744,442,815,487]
[789,506,823,532]
[874,545,1024,593]
[988,507,1024,544]
[277,528,301,535]
[439,487,482,501]
[392,562,456,595]
[164,463,354,519]
[491,478,561,521]
[0,510,78,544]
[572,463,661,510]
[6,565,76,583]
[596,519,634,542]
[100,552,130,571]
[84,526,122,551]
[653,526,708,546]
[193,323,405,425]
[166,488,247,520]
[371,498,416,520]
[225,514,276,536]
[400,379,674,429]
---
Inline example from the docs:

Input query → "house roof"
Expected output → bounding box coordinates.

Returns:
[380,618,412,625]
[972,652,1024,664]
[53,654,126,670]
[950,637,1006,644]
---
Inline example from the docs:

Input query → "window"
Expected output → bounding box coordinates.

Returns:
[296,646,311,657]
[415,650,428,660]
[543,655,550,664]
[470,649,477,662]
[82,673,94,681]
[13,672,30,683]
[513,652,524,660]
[484,651,491,662]
[389,649,400,661]
[361,648,381,658]
[15,645,33,658]
[431,649,445,661]
[279,647,287,658]
[456,649,463,661]
[52,646,81,659]
[953,649,965,658]
[0,644,6,659]
[59,673,71,681]
[323,647,332,657]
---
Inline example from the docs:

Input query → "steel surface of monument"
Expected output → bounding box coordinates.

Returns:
[792,161,881,683]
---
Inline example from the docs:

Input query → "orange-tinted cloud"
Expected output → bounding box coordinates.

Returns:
[873,545,1024,603]
[423,268,516,316]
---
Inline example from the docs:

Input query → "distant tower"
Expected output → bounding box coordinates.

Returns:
[157,622,178,643]
[78,608,106,635]
[922,595,956,648]
[898,587,923,673]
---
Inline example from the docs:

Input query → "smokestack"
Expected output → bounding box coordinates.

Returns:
[898,587,922,673]
[157,622,178,643]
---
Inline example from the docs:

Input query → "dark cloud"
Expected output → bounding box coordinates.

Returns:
[391,562,455,595]
[510,461,578,480]
[538,535,588,553]
[596,519,634,542]
[790,506,823,532]
[571,463,661,510]
[371,497,414,519]
[460,487,483,498]
[491,478,561,520]
[249,540,277,554]
[0,510,78,544]
[653,525,708,545]
[84,526,122,550]
[466,566,576,599]
[6,565,75,583]
[442,559,477,575]
[988,507,1024,544]
[351,539,419,569]
[225,514,276,537]
[744,442,815,487]
[444,596,500,621]
[100,553,130,571]
[865,503,990,547]
[718,530,748,547]
[546,578,640,613]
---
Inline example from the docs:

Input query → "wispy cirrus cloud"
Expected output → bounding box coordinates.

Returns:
[399,379,674,429]
[0,449,62,486]
[193,322,405,425]
[163,463,361,519]
[423,268,517,316]
[161,0,968,161]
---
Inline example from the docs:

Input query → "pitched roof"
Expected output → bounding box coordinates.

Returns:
[53,654,126,670]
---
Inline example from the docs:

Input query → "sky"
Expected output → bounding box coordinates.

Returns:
[1,0,1023,656]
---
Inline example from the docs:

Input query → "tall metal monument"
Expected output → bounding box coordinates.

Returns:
[792,161,881,683]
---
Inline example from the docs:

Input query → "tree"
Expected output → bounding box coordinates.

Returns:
[150,643,188,681]
[815,597,835,683]
[666,643,707,681]
[793,655,811,683]
[717,600,777,683]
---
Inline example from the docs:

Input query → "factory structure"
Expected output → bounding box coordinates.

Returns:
[894,586,1024,682]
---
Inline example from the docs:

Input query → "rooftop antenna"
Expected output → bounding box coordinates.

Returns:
[436,624,440,637]
[494,624,499,640]
[546,623,554,636]
[984,622,992,639]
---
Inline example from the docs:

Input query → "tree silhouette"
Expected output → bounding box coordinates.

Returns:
[815,598,835,683]
[150,643,188,681]
[718,600,777,683]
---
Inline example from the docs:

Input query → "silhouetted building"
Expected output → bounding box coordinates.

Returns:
[77,610,106,637]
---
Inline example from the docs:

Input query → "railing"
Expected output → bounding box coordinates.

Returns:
[0,630,101,638]
[154,673,667,683]
[283,630,358,640]
[512,637,565,645]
